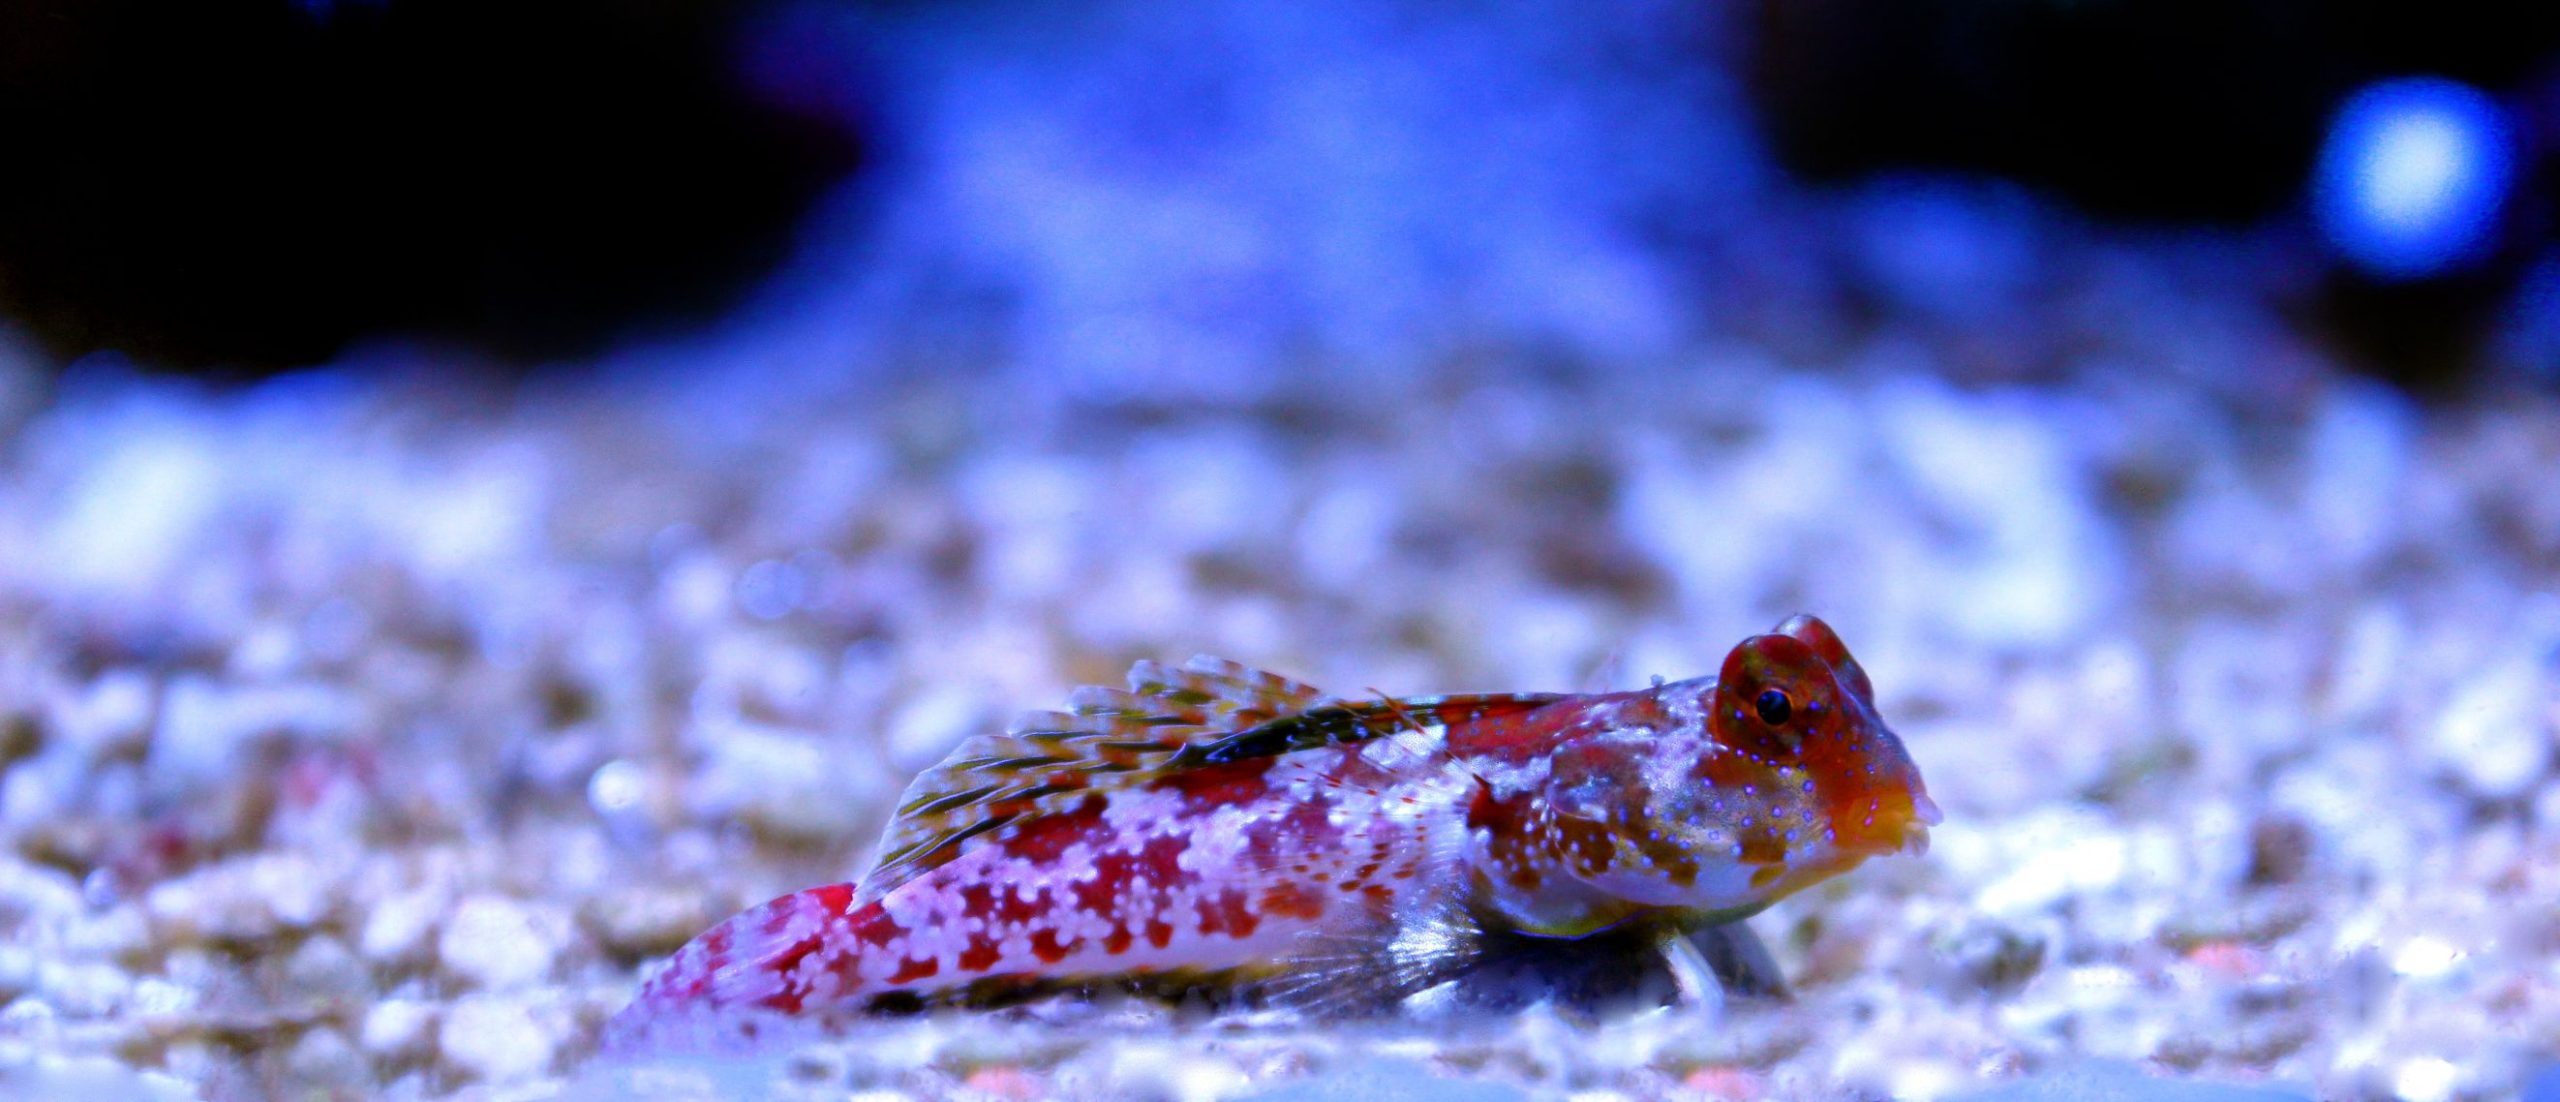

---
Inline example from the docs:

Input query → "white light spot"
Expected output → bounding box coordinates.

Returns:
[2392,1056,2461,1102]
[2389,935,2464,979]
[2365,116,2466,226]
[1976,832,2127,917]
[586,760,644,816]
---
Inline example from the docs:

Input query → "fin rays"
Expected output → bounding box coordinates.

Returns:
[856,656,1336,901]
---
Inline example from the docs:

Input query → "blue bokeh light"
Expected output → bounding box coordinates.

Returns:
[2312,77,2517,281]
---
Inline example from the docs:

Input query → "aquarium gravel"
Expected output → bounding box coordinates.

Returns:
[0,326,2552,1099]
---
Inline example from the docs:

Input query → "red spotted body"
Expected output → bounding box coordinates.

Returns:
[610,616,1935,1047]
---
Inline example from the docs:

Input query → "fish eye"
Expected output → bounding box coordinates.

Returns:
[1754,689,1792,727]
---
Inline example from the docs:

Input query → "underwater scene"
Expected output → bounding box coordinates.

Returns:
[0,2,2554,1099]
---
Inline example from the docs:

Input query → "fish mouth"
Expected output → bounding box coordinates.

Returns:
[1895,790,1942,855]
[1842,789,1940,858]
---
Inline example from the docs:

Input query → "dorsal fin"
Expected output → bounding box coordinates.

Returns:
[1170,692,1564,769]
[854,656,1335,902]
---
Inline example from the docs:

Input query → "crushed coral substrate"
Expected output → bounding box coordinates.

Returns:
[0,336,2549,1098]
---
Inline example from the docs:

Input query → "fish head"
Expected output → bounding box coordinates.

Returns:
[1706,614,1937,860]
[1536,615,1937,920]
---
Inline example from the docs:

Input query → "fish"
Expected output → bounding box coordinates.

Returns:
[606,614,1936,1048]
